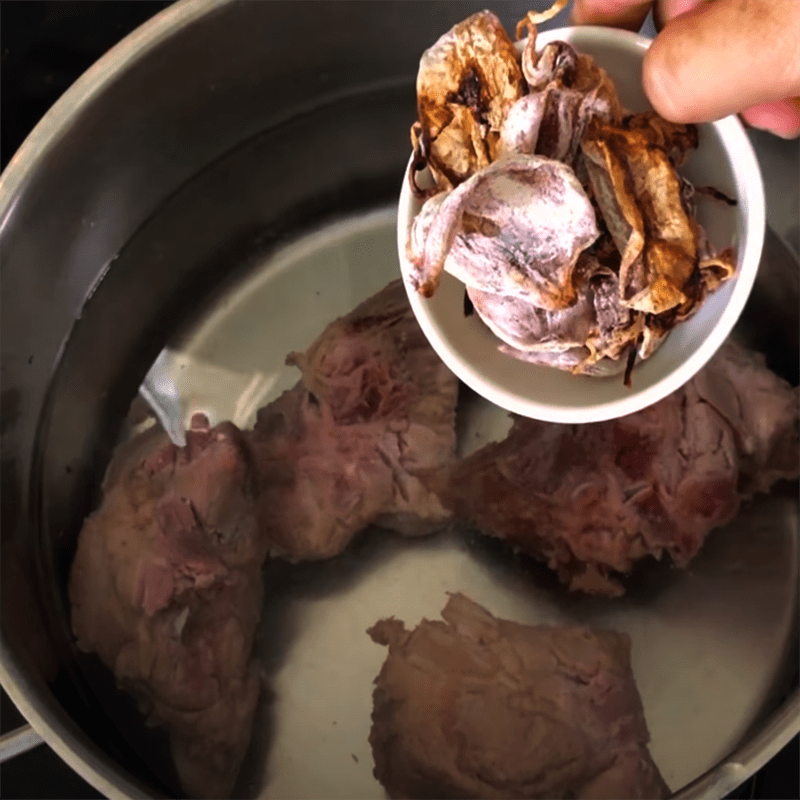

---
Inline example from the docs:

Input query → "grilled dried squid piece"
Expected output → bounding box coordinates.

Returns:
[407,153,599,304]
[469,253,645,376]
[411,10,525,196]
[639,245,737,359]
[579,113,734,318]
[580,112,735,360]
[499,14,624,165]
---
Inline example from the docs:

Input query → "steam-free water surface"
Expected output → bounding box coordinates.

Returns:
[144,208,797,798]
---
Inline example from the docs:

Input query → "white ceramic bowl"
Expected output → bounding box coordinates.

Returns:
[398,25,765,424]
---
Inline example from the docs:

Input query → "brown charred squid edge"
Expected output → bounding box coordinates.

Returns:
[409,122,439,202]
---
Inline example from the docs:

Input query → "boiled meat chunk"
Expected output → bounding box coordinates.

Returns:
[249,280,458,560]
[368,593,669,799]
[690,341,800,492]
[70,414,264,799]
[69,281,459,794]
[446,341,800,596]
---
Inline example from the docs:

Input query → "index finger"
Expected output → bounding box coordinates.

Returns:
[570,0,654,31]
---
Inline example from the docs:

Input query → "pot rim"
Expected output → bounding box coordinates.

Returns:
[0,2,226,797]
[0,0,221,226]
[0,654,155,799]
[672,690,800,798]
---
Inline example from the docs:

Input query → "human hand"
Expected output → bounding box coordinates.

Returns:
[571,0,800,138]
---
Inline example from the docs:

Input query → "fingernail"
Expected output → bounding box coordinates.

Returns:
[771,128,800,140]
[742,100,800,139]
[741,118,800,140]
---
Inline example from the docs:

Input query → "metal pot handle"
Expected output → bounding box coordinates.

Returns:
[0,724,44,763]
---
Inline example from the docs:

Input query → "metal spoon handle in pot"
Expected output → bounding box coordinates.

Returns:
[139,350,186,448]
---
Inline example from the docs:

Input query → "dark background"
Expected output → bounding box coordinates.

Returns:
[0,2,797,798]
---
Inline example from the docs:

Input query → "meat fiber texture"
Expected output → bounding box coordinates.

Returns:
[368,593,669,799]
[248,279,459,561]
[69,414,265,800]
[69,281,459,795]
[446,341,800,596]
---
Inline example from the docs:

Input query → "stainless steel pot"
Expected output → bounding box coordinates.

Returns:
[1,2,797,798]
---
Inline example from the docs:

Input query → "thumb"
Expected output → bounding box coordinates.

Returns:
[643,0,800,123]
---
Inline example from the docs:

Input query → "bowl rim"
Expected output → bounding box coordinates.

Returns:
[397,24,766,425]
